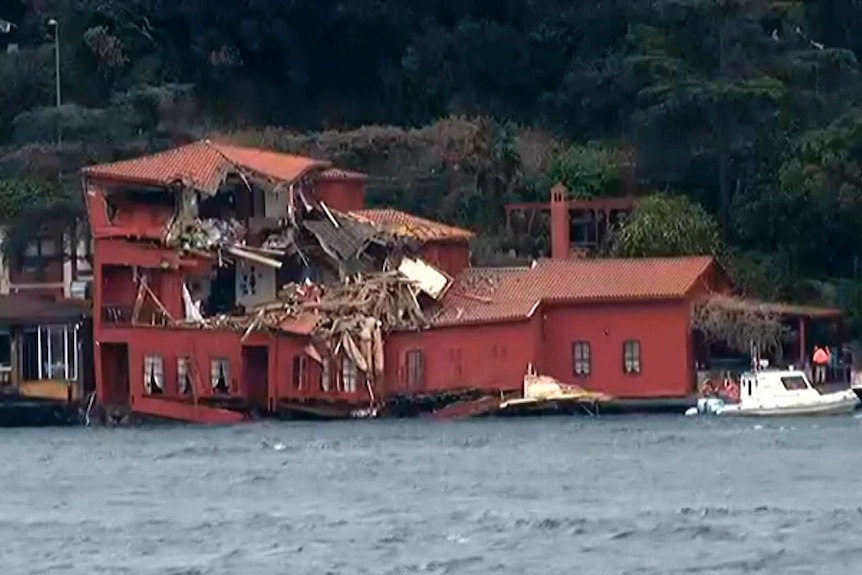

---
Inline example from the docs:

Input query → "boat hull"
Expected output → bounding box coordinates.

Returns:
[719,394,859,417]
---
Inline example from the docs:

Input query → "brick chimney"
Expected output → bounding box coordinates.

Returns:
[550,183,570,259]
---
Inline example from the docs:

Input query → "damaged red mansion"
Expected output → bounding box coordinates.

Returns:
[84,140,730,424]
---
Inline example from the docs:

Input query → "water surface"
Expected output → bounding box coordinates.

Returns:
[2,416,861,574]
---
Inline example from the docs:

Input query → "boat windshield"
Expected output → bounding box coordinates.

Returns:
[780,375,809,391]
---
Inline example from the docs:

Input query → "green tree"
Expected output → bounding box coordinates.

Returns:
[610,194,724,258]
[543,143,633,199]
[0,177,82,264]
[626,0,856,232]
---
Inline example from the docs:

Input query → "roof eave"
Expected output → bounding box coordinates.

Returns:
[83,172,178,191]
[406,234,474,245]
[428,314,534,329]
[318,171,367,182]
[0,312,90,325]
[280,163,332,184]
[543,294,688,306]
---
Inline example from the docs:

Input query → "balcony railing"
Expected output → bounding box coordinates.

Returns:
[101,305,170,327]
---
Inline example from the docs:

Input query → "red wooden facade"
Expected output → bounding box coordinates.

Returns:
[383,257,730,402]
[84,141,731,423]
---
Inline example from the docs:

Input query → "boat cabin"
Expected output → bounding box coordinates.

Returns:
[738,369,819,409]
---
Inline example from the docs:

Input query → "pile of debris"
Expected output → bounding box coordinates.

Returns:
[247,272,427,334]
[305,271,427,335]
[238,272,428,378]
[172,218,246,252]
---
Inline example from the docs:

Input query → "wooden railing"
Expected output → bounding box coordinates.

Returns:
[101,305,170,327]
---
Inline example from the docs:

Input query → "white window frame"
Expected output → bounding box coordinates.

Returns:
[341,357,358,393]
[573,341,591,376]
[291,355,306,389]
[143,355,164,394]
[210,357,230,392]
[177,357,192,394]
[33,324,79,381]
[623,340,642,375]
[22,237,59,273]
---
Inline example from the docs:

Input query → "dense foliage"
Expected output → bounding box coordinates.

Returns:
[609,194,725,259]
[3,0,862,325]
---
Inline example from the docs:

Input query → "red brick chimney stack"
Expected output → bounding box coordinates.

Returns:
[550,183,570,260]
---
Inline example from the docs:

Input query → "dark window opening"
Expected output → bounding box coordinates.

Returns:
[144,355,164,395]
[781,376,808,391]
[198,188,238,220]
[206,264,237,315]
[320,359,331,392]
[251,187,266,218]
[0,332,11,366]
[16,236,60,274]
[341,357,358,393]
[21,330,38,381]
[406,349,424,388]
[211,358,230,393]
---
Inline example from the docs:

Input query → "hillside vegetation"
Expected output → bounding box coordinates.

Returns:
[3,1,862,327]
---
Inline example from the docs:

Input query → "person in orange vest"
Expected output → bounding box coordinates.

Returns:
[812,346,830,384]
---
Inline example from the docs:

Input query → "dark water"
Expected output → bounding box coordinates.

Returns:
[2,416,862,575]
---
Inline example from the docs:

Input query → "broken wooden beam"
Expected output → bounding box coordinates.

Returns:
[226,245,282,269]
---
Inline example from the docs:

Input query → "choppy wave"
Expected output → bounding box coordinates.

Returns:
[2,417,862,574]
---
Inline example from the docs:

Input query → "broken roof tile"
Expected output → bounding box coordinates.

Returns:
[302,211,381,262]
[277,313,319,335]
[432,267,535,326]
[348,209,474,242]
[83,140,330,193]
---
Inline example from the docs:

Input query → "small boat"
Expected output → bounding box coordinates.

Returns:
[851,375,862,401]
[687,368,859,417]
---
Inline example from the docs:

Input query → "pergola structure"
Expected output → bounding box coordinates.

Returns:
[504,196,635,255]
[694,295,844,368]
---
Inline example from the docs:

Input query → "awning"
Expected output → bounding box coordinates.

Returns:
[697,296,842,320]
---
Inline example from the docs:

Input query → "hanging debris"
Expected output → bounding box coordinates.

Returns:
[397,256,452,301]
[172,218,246,252]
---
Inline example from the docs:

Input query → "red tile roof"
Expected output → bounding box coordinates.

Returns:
[431,267,536,326]
[529,256,715,302]
[348,209,474,242]
[432,256,716,327]
[82,140,330,194]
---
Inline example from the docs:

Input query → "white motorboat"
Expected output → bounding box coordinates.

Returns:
[688,368,859,417]
[851,372,862,401]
